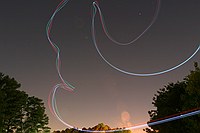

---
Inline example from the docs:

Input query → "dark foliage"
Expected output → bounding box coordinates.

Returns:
[0,73,50,133]
[145,62,200,133]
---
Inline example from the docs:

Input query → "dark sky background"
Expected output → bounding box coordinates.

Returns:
[1,0,200,132]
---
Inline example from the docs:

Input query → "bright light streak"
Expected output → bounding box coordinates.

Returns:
[148,109,200,127]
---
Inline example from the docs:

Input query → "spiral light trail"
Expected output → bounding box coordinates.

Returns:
[46,0,200,131]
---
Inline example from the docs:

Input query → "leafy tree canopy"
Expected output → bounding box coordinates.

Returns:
[0,73,50,133]
[145,62,200,133]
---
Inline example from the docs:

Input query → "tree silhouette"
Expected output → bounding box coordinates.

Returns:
[53,123,132,133]
[0,73,50,133]
[145,62,200,133]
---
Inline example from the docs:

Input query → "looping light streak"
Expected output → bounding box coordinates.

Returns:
[92,0,161,45]
[46,0,200,132]
[92,1,200,76]
[46,0,75,92]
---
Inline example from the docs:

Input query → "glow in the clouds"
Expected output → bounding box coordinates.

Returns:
[49,86,200,132]
[46,0,200,131]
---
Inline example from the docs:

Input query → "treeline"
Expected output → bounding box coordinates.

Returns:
[53,123,131,133]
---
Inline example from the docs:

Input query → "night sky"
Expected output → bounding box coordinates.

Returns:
[1,0,200,132]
